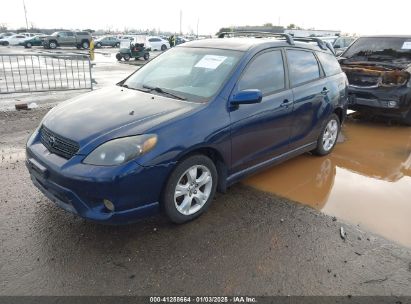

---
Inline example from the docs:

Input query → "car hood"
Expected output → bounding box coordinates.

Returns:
[42,86,200,148]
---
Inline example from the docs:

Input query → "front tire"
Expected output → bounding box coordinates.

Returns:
[95,42,102,48]
[161,44,167,51]
[312,114,340,156]
[403,109,411,126]
[82,41,89,49]
[162,155,217,224]
[49,41,57,49]
[25,42,32,48]
[143,53,149,61]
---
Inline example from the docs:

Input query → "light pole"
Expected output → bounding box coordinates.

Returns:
[179,10,182,35]
[23,0,29,30]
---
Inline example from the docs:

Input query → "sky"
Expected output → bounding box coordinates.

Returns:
[1,0,410,36]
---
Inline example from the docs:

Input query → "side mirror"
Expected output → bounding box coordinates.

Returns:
[230,89,263,105]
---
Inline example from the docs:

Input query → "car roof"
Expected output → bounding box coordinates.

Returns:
[180,38,329,52]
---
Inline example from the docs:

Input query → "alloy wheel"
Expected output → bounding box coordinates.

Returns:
[174,165,213,216]
[322,119,338,151]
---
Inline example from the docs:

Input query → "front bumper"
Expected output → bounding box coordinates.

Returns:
[348,85,411,118]
[26,139,174,225]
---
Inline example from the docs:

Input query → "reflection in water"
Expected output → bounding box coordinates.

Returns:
[244,117,411,247]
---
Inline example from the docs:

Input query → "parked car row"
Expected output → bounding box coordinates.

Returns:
[0,32,45,46]
[0,31,177,51]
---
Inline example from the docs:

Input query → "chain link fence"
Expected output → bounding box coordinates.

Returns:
[0,53,92,94]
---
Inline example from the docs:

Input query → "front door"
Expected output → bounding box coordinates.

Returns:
[230,49,294,173]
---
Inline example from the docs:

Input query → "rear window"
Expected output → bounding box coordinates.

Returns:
[316,51,342,76]
[287,50,320,86]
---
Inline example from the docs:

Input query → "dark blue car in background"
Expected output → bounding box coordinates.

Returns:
[26,33,348,224]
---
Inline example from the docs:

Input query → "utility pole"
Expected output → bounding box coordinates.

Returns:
[23,0,29,30]
[179,10,182,35]
[196,18,199,38]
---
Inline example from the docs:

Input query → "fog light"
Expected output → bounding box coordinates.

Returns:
[103,199,115,212]
[387,100,397,108]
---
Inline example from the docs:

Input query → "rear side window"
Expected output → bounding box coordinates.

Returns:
[316,52,342,76]
[287,50,320,86]
[238,50,285,95]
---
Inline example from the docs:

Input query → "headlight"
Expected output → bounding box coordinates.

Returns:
[83,134,157,166]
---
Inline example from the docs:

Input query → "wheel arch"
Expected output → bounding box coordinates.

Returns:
[333,106,345,125]
[175,147,228,193]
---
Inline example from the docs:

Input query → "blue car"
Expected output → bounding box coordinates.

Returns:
[26,34,348,224]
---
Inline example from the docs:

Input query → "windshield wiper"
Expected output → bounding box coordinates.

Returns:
[121,84,150,93]
[142,84,186,100]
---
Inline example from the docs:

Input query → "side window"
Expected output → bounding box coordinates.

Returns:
[287,50,320,86]
[59,32,67,37]
[316,52,342,76]
[66,32,74,37]
[238,50,285,95]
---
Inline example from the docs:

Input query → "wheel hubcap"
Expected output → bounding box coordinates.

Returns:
[322,119,338,151]
[174,165,213,216]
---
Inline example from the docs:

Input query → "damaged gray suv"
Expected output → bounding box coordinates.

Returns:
[339,36,411,125]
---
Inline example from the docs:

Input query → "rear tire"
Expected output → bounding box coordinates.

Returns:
[115,42,120,48]
[95,42,102,48]
[123,54,130,61]
[162,155,217,224]
[115,53,122,61]
[25,42,32,48]
[312,114,340,156]
[143,53,149,61]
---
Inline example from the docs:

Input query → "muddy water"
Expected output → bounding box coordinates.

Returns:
[244,117,411,247]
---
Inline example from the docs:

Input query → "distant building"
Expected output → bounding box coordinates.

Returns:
[284,29,340,37]
[233,25,284,33]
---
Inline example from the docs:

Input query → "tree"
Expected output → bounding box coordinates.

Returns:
[263,23,273,27]
[216,27,232,35]
[287,23,296,29]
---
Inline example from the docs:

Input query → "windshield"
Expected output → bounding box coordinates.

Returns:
[51,32,59,36]
[342,37,411,62]
[123,47,243,102]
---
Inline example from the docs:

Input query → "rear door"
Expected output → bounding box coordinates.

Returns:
[230,49,294,173]
[286,49,330,149]
[65,32,76,45]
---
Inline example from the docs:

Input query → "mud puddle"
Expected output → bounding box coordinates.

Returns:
[244,116,411,247]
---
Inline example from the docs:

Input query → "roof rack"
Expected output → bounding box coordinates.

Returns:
[218,31,333,53]
[291,37,328,50]
[217,31,295,45]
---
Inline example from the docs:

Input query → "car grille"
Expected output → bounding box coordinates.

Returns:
[40,126,79,159]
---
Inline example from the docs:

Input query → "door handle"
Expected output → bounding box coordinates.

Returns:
[280,99,292,108]
[321,88,330,95]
